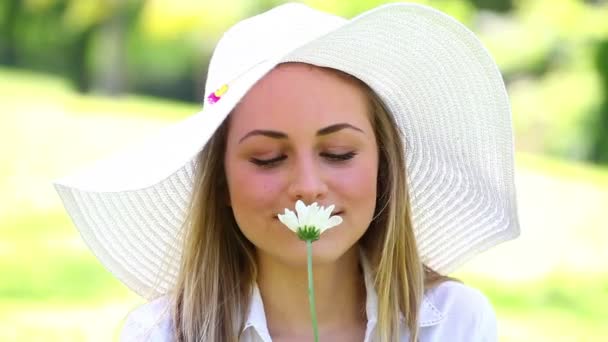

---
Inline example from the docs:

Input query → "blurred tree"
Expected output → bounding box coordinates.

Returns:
[466,0,513,12]
[583,0,608,5]
[590,39,608,164]
[252,0,286,11]
[17,0,70,72]
[63,0,143,94]
[93,0,144,95]
[0,0,21,66]
[67,23,97,93]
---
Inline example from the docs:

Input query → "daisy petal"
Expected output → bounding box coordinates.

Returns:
[321,205,334,221]
[279,201,343,240]
[278,209,299,232]
[320,215,343,233]
[295,200,309,226]
[302,202,318,227]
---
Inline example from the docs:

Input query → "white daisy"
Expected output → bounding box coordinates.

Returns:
[278,200,343,241]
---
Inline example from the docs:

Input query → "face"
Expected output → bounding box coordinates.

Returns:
[224,63,379,266]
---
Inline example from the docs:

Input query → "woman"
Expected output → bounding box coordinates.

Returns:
[54,3,520,342]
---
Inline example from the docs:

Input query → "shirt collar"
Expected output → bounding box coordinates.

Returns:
[358,248,445,327]
[243,283,273,341]
[242,249,444,339]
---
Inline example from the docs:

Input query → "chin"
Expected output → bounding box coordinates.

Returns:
[277,234,359,267]
[315,237,360,261]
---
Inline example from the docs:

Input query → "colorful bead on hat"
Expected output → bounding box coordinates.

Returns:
[207,84,228,104]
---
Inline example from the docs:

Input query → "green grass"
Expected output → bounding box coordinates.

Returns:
[1,67,607,341]
[0,212,126,303]
[516,152,608,188]
[463,273,608,340]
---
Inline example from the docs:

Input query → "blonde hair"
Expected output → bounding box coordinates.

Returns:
[171,67,453,342]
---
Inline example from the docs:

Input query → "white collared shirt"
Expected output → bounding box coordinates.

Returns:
[120,254,497,341]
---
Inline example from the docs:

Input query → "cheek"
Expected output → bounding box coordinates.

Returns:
[227,170,286,247]
[226,165,284,213]
[331,160,378,202]
[331,159,378,235]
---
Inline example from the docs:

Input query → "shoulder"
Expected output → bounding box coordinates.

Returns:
[420,281,497,342]
[120,295,174,342]
[427,280,495,318]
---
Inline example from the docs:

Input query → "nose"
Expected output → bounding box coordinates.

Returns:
[286,153,328,204]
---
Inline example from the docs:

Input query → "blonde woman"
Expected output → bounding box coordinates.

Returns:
[54,3,520,342]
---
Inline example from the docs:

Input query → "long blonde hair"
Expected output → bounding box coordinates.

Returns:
[171,67,452,342]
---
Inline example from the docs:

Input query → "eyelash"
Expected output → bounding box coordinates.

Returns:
[250,152,357,168]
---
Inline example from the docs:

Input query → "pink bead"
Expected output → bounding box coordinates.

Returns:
[207,93,220,104]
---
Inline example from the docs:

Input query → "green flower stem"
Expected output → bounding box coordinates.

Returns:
[306,240,320,342]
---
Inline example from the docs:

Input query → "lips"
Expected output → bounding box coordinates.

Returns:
[274,210,344,218]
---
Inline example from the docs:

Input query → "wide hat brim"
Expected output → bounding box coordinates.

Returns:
[54,3,520,300]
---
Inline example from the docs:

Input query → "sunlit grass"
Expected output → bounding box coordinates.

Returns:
[462,272,608,341]
[1,67,607,341]
[517,151,608,187]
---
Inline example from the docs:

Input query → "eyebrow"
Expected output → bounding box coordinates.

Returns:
[238,123,365,144]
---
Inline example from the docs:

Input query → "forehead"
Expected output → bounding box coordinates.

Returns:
[228,63,371,132]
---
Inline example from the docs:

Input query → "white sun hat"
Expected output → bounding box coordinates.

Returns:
[53,2,520,300]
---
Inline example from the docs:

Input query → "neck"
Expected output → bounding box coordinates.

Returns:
[256,245,366,339]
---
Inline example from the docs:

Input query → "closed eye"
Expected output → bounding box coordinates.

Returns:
[321,151,357,161]
[250,152,357,168]
[249,155,287,167]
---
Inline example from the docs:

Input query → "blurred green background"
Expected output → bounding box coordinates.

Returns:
[1,0,607,341]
